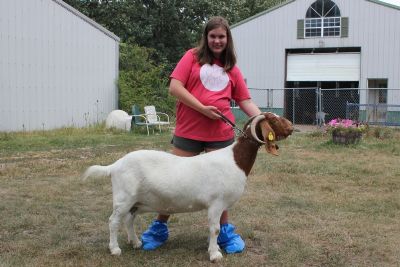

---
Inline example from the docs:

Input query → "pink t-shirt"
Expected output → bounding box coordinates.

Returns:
[170,49,250,141]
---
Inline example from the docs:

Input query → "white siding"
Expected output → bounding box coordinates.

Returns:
[231,0,400,102]
[0,0,120,131]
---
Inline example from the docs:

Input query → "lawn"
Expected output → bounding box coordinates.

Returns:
[0,126,399,266]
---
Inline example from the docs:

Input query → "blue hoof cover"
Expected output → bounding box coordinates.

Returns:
[141,220,169,250]
[217,223,245,254]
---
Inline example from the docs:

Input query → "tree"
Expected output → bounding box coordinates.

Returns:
[64,0,285,65]
[118,42,174,114]
[63,0,284,113]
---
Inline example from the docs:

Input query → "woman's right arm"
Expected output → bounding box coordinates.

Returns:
[169,78,220,120]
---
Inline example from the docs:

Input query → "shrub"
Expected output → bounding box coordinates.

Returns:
[118,42,175,115]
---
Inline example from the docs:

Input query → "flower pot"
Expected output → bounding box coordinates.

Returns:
[332,129,362,145]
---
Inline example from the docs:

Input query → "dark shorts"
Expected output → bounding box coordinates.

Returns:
[171,135,235,153]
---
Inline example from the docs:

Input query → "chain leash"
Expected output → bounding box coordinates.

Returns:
[217,112,246,137]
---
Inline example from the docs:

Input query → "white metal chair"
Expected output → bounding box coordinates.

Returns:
[144,105,170,133]
[131,105,170,135]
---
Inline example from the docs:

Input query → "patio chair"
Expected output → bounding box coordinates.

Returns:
[131,105,169,135]
[144,105,170,132]
[131,105,156,135]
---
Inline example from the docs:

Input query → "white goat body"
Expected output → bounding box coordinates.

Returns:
[83,113,293,262]
[87,147,246,214]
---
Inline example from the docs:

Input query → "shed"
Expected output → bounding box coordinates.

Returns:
[0,0,120,131]
[231,0,400,125]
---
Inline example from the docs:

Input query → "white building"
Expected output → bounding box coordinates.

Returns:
[231,0,400,125]
[0,0,120,132]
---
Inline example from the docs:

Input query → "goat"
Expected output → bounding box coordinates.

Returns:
[82,112,293,262]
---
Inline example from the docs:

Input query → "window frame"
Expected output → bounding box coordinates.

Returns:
[304,17,341,38]
[304,0,341,38]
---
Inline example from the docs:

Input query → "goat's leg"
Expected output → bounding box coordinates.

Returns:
[207,206,224,262]
[124,212,142,248]
[109,209,122,255]
[109,202,132,256]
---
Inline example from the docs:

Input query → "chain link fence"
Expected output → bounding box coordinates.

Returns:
[236,88,400,128]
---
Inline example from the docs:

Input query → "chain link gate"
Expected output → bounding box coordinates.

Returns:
[246,88,400,127]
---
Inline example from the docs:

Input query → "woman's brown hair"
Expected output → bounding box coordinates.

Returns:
[194,16,237,72]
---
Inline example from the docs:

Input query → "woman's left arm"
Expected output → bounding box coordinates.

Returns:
[237,99,262,117]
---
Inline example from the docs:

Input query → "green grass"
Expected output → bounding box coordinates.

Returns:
[0,125,170,154]
[0,126,399,266]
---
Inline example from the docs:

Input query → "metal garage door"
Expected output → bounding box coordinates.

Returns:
[287,53,361,81]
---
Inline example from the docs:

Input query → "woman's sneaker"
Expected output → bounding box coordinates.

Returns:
[141,220,169,250]
[217,223,245,254]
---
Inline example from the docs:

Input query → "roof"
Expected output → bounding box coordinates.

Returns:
[53,0,120,42]
[231,0,399,29]
[369,0,400,9]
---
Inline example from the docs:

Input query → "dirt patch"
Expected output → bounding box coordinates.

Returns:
[294,124,322,132]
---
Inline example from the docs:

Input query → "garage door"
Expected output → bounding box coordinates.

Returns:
[287,53,360,81]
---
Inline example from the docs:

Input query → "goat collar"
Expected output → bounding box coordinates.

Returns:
[241,125,264,146]
[241,133,263,147]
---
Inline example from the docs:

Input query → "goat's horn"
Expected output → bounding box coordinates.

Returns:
[242,114,258,131]
[250,114,266,144]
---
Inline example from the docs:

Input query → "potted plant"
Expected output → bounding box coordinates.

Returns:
[327,118,366,145]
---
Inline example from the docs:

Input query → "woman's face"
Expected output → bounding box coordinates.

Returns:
[207,26,227,59]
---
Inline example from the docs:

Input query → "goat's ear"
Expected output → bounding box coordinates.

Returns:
[260,121,279,156]
[264,113,280,129]
[264,112,294,139]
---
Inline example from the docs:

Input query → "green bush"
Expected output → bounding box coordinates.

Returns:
[118,42,175,115]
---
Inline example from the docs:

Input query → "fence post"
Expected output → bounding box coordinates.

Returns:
[292,88,295,125]
[315,88,319,125]
[315,87,323,125]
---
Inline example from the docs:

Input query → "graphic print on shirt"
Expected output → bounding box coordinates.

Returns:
[199,64,229,92]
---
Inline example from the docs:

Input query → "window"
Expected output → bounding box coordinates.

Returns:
[304,0,341,38]
[368,79,388,103]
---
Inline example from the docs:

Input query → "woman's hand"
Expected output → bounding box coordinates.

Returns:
[200,106,221,120]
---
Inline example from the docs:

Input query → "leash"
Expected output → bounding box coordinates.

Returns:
[217,111,246,137]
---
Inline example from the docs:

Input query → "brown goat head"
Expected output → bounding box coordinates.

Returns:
[249,112,294,155]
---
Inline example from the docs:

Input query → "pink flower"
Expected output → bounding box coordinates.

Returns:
[327,118,365,130]
[328,119,339,127]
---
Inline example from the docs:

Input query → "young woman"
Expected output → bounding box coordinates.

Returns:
[141,16,261,254]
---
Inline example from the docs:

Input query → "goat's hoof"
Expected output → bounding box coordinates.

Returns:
[127,237,142,249]
[110,247,121,256]
[210,251,223,262]
[132,240,142,249]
